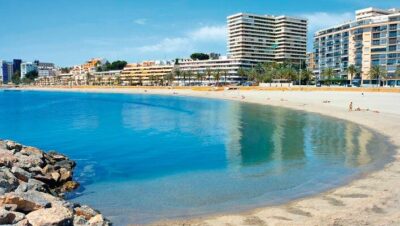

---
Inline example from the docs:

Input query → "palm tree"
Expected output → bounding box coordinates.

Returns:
[322,68,334,86]
[173,67,181,85]
[301,69,313,85]
[164,72,175,86]
[206,68,212,85]
[196,71,203,86]
[187,71,193,86]
[181,71,187,86]
[369,65,387,87]
[222,70,228,85]
[237,67,247,84]
[347,64,358,85]
[395,66,400,78]
[213,70,221,86]
[96,76,102,86]
[115,76,121,86]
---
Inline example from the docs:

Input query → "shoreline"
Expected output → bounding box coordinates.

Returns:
[5,86,400,226]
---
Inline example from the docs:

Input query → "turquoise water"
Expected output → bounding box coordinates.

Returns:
[0,90,393,225]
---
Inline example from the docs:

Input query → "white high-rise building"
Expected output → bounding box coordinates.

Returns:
[227,13,308,64]
[21,62,37,78]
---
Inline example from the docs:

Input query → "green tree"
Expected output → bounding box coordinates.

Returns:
[187,71,193,86]
[237,67,248,84]
[369,65,387,87]
[190,53,210,61]
[21,70,39,84]
[12,70,21,85]
[395,66,400,78]
[346,64,358,84]
[164,73,175,86]
[206,68,212,84]
[301,69,313,85]
[213,70,221,86]
[196,71,203,86]
[322,68,335,86]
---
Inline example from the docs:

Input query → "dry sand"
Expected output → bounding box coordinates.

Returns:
[14,87,400,226]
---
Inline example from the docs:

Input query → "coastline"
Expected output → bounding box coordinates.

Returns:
[5,86,400,226]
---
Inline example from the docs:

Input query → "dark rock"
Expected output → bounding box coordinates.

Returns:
[0,208,25,224]
[4,141,22,152]
[11,167,32,182]
[0,167,19,192]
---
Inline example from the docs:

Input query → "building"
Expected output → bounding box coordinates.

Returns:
[306,52,317,71]
[0,60,13,84]
[120,61,174,85]
[71,58,106,76]
[34,60,58,77]
[177,57,254,84]
[314,7,400,84]
[12,59,22,74]
[227,13,308,64]
[21,62,38,78]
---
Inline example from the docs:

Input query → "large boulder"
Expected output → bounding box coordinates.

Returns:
[0,149,18,167]
[4,140,23,152]
[26,206,74,226]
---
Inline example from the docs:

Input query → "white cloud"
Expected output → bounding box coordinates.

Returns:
[133,18,147,25]
[137,37,192,53]
[137,25,226,54]
[188,25,227,41]
[300,12,354,34]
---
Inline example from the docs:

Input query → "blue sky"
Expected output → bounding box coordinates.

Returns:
[1,0,399,66]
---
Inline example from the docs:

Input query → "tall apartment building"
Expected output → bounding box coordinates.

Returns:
[227,13,307,64]
[0,60,13,84]
[314,7,400,83]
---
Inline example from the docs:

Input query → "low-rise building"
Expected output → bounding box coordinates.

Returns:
[71,58,106,76]
[120,61,174,85]
[34,60,58,77]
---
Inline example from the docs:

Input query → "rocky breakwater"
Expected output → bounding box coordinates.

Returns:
[0,140,111,226]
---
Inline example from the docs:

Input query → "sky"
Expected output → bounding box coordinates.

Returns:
[1,0,400,66]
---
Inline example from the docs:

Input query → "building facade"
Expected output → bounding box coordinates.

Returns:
[71,58,106,76]
[34,60,58,77]
[120,61,174,85]
[177,57,254,84]
[21,62,38,78]
[227,13,307,64]
[0,60,13,84]
[306,52,317,72]
[314,7,400,84]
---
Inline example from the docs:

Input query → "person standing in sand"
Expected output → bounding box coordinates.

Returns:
[349,102,353,111]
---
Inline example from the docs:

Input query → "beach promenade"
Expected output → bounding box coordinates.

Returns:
[13,86,400,226]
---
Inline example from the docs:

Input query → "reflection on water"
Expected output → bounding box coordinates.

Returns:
[0,90,393,225]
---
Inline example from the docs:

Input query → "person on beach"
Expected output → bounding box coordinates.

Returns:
[349,102,353,111]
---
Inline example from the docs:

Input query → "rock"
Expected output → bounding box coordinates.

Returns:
[55,160,76,171]
[11,166,32,182]
[20,146,44,158]
[0,208,25,224]
[51,171,61,182]
[60,181,79,193]
[74,205,99,220]
[26,206,73,226]
[4,141,22,152]
[14,219,31,226]
[88,214,110,226]
[0,193,43,213]
[26,179,48,193]
[0,149,18,167]
[14,153,45,169]
[0,167,19,192]
[73,215,88,225]
[59,168,72,183]
[48,151,67,161]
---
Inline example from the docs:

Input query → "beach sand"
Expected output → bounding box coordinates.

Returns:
[14,87,400,226]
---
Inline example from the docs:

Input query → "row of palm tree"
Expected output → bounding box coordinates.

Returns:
[321,64,400,86]
[241,62,314,85]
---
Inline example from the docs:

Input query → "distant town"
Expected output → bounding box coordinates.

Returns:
[1,7,400,87]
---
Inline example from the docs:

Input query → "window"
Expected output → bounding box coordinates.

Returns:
[389,45,397,51]
[373,33,380,39]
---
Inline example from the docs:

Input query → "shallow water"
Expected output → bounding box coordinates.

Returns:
[0,90,393,225]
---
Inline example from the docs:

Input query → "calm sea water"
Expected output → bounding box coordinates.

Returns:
[0,90,393,225]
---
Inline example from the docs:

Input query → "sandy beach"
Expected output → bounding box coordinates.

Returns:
[10,86,400,226]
